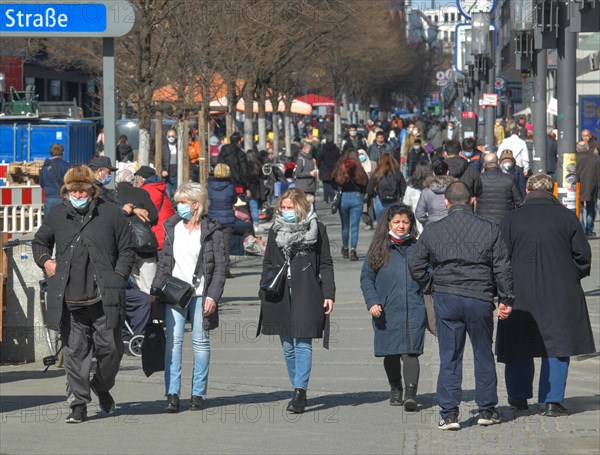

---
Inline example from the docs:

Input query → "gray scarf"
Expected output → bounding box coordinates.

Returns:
[272,207,319,259]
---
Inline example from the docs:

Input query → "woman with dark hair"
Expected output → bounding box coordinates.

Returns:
[360,204,426,411]
[332,152,369,261]
[366,154,407,222]
[258,188,335,414]
[403,161,432,235]
[415,161,456,226]
[317,136,341,203]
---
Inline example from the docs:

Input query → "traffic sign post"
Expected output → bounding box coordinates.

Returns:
[0,1,136,170]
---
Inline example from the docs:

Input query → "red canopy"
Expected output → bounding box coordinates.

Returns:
[298,93,338,107]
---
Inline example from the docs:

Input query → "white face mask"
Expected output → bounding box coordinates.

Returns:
[167,136,177,144]
[349,131,357,137]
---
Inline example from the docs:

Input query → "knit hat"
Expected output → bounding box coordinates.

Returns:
[526,173,554,192]
[499,149,516,164]
[61,164,98,197]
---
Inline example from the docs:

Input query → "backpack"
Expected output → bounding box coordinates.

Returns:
[377,172,399,202]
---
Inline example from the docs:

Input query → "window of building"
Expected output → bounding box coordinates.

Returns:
[444,13,449,22]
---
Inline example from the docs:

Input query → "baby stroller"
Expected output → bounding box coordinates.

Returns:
[123,284,151,357]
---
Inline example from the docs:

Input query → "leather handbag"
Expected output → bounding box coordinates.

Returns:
[156,246,204,308]
[131,222,159,253]
[260,259,289,301]
[331,190,342,214]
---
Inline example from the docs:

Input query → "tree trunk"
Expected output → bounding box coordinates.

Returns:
[138,101,151,166]
[243,85,254,152]
[155,111,163,174]
[272,98,281,163]
[284,95,293,159]
[176,121,186,188]
[200,84,211,184]
[257,86,267,151]
[182,119,190,184]
[226,78,236,137]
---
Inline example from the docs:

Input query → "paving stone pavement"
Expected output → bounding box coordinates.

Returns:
[1,199,599,454]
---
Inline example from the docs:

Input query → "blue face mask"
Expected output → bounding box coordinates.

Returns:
[281,210,296,223]
[177,203,193,220]
[463,151,473,158]
[102,174,112,185]
[69,195,90,210]
[359,155,367,163]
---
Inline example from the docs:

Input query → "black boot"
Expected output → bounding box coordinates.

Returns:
[404,383,418,412]
[350,249,359,261]
[341,247,349,259]
[389,383,403,406]
[165,393,180,413]
[287,388,307,414]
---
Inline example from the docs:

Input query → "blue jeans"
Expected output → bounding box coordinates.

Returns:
[249,199,260,226]
[322,181,335,203]
[165,175,177,198]
[434,293,497,417]
[164,296,210,397]
[505,356,570,403]
[374,195,398,222]
[44,198,62,216]
[280,336,313,390]
[340,191,363,249]
[580,200,596,234]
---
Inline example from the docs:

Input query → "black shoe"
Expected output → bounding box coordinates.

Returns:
[190,395,205,411]
[350,249,359,261]
[65,405,87,424]
[286,388,307,414]
[165,394,180,413]
[389,384,403,406]
[508,396,529,411]
[403,383,418,412]
[90,380,115,414]
[477,408,501,426]
[437,413,460,431]
[545,402,569,417]
[341,247,349,259]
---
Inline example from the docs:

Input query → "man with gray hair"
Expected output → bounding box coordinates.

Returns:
[116,168,159,293]
[476,153,523,225]
[576,140,599,237]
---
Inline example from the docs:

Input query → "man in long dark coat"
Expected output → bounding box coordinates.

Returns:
[498,173,595,417]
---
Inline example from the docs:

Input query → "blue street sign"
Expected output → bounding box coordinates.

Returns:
[0,1,134,37]
[1,3,106,32]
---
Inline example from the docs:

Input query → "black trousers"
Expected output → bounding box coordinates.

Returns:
[383,354,420,387]
[61,302,123,408]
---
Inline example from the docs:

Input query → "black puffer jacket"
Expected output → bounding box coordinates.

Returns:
[409,205,514,304]
[32,198,137,331]
[445,155,482,197]
[476,167,523,225]
[151,215,227,331]
[317,142,340,181]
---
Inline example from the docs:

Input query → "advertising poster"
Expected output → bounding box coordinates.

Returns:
[561,153,577,210]
[579,95,600,139]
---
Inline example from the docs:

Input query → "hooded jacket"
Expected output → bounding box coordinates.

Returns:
[445,155,482,197]
[39,157,70,200]
[141,176,175,250]
[414,175,457,226]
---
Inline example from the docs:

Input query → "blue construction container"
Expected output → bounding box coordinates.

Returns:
[0,119,96,164]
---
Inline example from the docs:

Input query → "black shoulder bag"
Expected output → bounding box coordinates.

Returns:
[156,245,204,308]
[260,257,289,301]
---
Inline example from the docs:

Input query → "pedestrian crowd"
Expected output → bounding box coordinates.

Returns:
[32,113,598,430]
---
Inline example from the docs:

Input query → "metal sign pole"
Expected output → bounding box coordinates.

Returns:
[103,37,116,170]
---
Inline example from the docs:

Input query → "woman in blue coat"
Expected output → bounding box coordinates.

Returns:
[360,204,426,412]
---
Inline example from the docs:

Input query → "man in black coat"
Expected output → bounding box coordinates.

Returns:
[576,141,600,237]
[409,182,514,430]
[443,140,482,198]
[476,153,522,224]
[217,132,248,195]
[32,165,136,424]
[116,169,159,294]
[546,129,558,176]
[161,129,179,197]
[498,174,595,416]
[316,135,340,203]
[89,155,118,205]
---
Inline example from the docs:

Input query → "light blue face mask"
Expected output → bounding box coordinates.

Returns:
[463,151,474,158]
[281,210,297,223]
[359,155,367,162]
[69,195,90,210]
[177,203,193,220]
